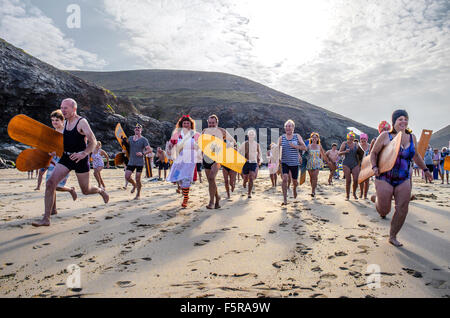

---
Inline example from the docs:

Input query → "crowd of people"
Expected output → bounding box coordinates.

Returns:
[27,98,447,247]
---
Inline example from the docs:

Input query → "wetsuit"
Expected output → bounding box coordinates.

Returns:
[58,118,90,173]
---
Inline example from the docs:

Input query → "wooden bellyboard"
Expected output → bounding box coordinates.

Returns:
[417,129,433,159]
[114,123,129,158]
[16,148,52,172]
[198,134,246,173]
[358,132,403,184]
[8,114,63,157]
[114,152,125,166]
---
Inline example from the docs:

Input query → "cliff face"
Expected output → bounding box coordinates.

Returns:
[0,38,173,160]
[70,70,378,149]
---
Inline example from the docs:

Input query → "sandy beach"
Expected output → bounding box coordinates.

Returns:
[0,167,448,298]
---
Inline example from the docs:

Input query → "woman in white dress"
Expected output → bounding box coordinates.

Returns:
[166,115,200,208]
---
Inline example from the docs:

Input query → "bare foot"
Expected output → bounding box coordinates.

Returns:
[99,189,109,203]
[51,210,57,216]
[248,195,252,198]
[281,201,288,206]
[389,237,403,247]
[32,219,50,227]
[131,186,136,194]
[353,193,358,200]
[70,187,77,201]
[345,196,349,201]
[34,187,40,191]
[214,202,221,209]
[206,203,214,209]
[133,196,140,200]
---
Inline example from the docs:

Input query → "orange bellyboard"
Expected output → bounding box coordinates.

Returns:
[8,114,63,157]
[417,129,433,159]
[16,148,52,172]
[358,132,403,184]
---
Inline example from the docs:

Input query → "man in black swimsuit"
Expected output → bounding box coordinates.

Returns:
[32,98,109,227]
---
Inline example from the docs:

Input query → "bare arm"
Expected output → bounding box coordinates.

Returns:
[370,132,389,176]
[338,142,348,156]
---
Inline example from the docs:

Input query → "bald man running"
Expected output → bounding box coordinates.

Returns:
[32,98,109,227]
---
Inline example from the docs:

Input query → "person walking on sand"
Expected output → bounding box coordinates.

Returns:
[195,147,203,183]
[268,143,279,187]
[359,133,371,199]
[326,143,339,185]
[423,146,434,183]
[306,132,329,197]
[202,114,237,209]
[239,129,262,199]
[370,109,433,247]
[125,123,152,200]
[166,115,200,208]
[440,147,449,184]
[42,110,78,216]
[278,120,307,205]
[339,131,363,200]
[32,98,108,227]
[91,141,109,189]
[156,147,170,181]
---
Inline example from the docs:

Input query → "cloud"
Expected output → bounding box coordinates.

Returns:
[0,0,107,70]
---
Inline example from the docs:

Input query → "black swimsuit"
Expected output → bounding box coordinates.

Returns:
[58,118,90,173]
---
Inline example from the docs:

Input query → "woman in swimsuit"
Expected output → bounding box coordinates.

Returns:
[371,110,432,247]
[306,132,329,197]
[339,131,361,200]
[359,133,371,199]
[91,141,110,189]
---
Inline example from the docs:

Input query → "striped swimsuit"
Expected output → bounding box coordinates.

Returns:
[281,134,300,179]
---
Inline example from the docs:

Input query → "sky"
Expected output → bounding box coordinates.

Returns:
[1,0,449,134]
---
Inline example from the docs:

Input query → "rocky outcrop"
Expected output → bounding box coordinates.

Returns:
[0,38,173,161]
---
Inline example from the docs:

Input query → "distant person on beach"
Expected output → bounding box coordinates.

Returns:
[239,129,262,199]
[124,123,152,200]
[359,133,371,199]
[195,147,203,183]
[91,141,109,189]
[156,147,169,181]
[166,115,200,208]
[32,98,108,227]
[202,114,237,209]
[306,132,329,197]
[339,131,362,200]
[423,146,434,183]
[278,119,307,205]
[370,109,432,247]
[432,148,442,180]
[326,143,339,185]
[440,147,449,184]
[268,143,279,187]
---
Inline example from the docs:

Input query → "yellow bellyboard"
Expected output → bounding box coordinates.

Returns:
[198,134,246,173]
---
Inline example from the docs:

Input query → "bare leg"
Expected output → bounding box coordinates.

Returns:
[32,164,69,227]
[363,180,370,199]
[56,186,77,201]
[282,174,289,205]
[389,180,412,247]
[205,163,220,209]
[76,172,109,203]
[230,170,236,192]
[373,179,394,219]
[343,165,352,200]
[125,170,136,193]
[292,179,298,199]
[134,172,142,200]
[223,169,231,199]
[35,168,47,190]
[351,165,360,200]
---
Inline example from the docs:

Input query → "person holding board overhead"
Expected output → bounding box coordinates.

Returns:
[370,109,432,247]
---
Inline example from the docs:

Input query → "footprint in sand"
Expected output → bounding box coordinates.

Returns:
[116,281,136,288]
[402,268,423,278]
[257,217,265,221]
